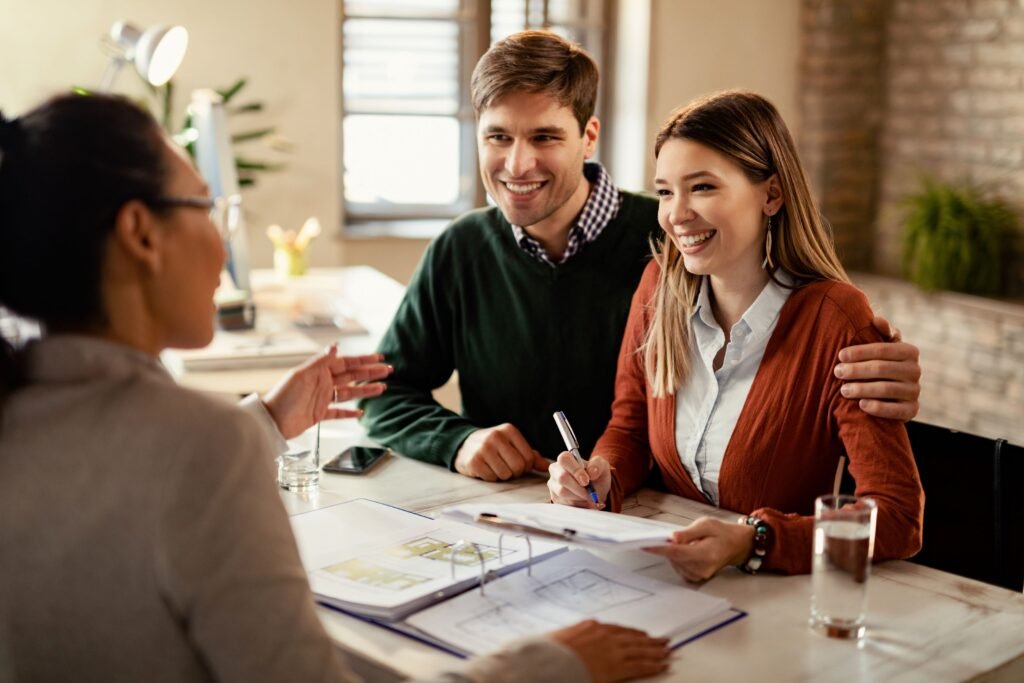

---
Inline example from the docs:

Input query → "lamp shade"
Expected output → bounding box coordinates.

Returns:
[109,21,189,87]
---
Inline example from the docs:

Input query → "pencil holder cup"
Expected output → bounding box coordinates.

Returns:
[273,244,307,278]
[267,217,321,279]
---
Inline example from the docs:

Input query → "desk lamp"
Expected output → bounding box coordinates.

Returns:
[99,21,189,91]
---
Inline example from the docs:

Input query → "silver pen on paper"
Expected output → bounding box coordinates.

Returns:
[553,411,599,505]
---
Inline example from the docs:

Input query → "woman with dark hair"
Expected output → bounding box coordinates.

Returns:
[0,93,669,683]
[548,91,924,580]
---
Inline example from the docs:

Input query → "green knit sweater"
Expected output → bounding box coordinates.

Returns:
[360,191,659,468]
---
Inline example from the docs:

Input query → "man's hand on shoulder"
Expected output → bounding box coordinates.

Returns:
[835,315,921,421]
[454,424,550,481]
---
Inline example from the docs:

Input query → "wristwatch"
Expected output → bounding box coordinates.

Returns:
[737,515,773,574]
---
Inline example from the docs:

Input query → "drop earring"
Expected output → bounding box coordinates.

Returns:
[762,214,775,270]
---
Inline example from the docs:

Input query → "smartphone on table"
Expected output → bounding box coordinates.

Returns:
[322,446,389,474]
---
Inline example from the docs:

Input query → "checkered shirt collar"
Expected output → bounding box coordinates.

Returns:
[510,161,622,267]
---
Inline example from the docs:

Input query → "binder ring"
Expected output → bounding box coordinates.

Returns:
[449,540,489,596]
[498,533,534,577]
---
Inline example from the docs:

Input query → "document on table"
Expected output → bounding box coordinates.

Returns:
[438,502,683,550]
[290,499,568,621]
[404,549,739,656]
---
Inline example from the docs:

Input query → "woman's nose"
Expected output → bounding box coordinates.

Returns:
[668,197,694,226]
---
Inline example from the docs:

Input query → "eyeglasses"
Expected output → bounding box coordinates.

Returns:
[150,194,242,240]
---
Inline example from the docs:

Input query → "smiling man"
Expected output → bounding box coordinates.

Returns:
[360,31,923,482]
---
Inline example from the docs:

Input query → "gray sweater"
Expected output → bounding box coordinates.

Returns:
[0,335,587,683]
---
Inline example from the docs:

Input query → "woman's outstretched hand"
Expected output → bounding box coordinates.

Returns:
[263,344,391,439]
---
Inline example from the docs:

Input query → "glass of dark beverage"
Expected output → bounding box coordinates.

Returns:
[810,494,877,639]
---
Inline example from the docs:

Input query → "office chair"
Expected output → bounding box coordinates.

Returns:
[841,420,1023,592]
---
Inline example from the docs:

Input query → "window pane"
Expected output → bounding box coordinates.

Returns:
[344,115,461,205]
[547,0,601,24]
[344,19,459,114]
[345,0,458,18]
[491,0,527,43]
[527,0,546,26]
[490,0,599,45]
[548,24,582,44]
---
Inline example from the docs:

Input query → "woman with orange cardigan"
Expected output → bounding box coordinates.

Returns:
[548,91,924,578]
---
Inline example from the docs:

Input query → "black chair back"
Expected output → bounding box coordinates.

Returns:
[841,420,1023,592]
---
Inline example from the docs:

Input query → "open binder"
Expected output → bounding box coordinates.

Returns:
[290,499,745,658]
[289,499,566,621]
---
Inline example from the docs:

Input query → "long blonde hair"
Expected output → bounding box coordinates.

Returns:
[644,90,851,397]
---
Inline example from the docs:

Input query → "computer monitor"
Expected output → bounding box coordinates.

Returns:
[188,89,252,295]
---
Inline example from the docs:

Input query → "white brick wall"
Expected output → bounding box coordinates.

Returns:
[854,272,1024,445]
[877,0,1024,294]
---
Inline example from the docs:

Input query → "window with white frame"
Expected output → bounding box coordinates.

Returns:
[341,0,610,233]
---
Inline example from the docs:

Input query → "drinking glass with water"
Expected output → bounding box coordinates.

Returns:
[277,421,321,491]
[810,494,877,640]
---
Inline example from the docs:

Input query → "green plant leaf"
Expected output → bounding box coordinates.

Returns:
[232,127,277,144]
[161,80,174,132]
[235,158,285,172]
[901,175,1014,295]
[217,77,248,104]
[229,102,264,115]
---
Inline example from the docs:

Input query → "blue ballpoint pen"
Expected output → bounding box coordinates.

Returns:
[553,411,600,505]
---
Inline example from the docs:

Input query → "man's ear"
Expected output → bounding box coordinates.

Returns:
[112,200,162,274]
[764,174,784,217]
[582,116,600,160]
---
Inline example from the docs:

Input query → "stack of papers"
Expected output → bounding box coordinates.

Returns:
[162,327,320,373]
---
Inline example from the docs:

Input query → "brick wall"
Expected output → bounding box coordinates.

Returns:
[876,0,1024,296]
[799,1,1024,444]
[798,0,889,270]
[800,0,1024,295]
[855,273,1024,446]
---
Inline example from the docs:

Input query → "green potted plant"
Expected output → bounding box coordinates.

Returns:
[901,177,1016,295]
[167,77,289,188]
[75,76,288,188]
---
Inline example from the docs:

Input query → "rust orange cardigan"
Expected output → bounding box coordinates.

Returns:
[595,262,924,574]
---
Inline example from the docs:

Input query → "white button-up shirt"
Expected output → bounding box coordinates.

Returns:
[674,275,792,506]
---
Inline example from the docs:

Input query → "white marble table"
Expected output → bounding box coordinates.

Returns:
[281,442,1024,682]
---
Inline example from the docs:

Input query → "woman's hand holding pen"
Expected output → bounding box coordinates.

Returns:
[548,454,612,509]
